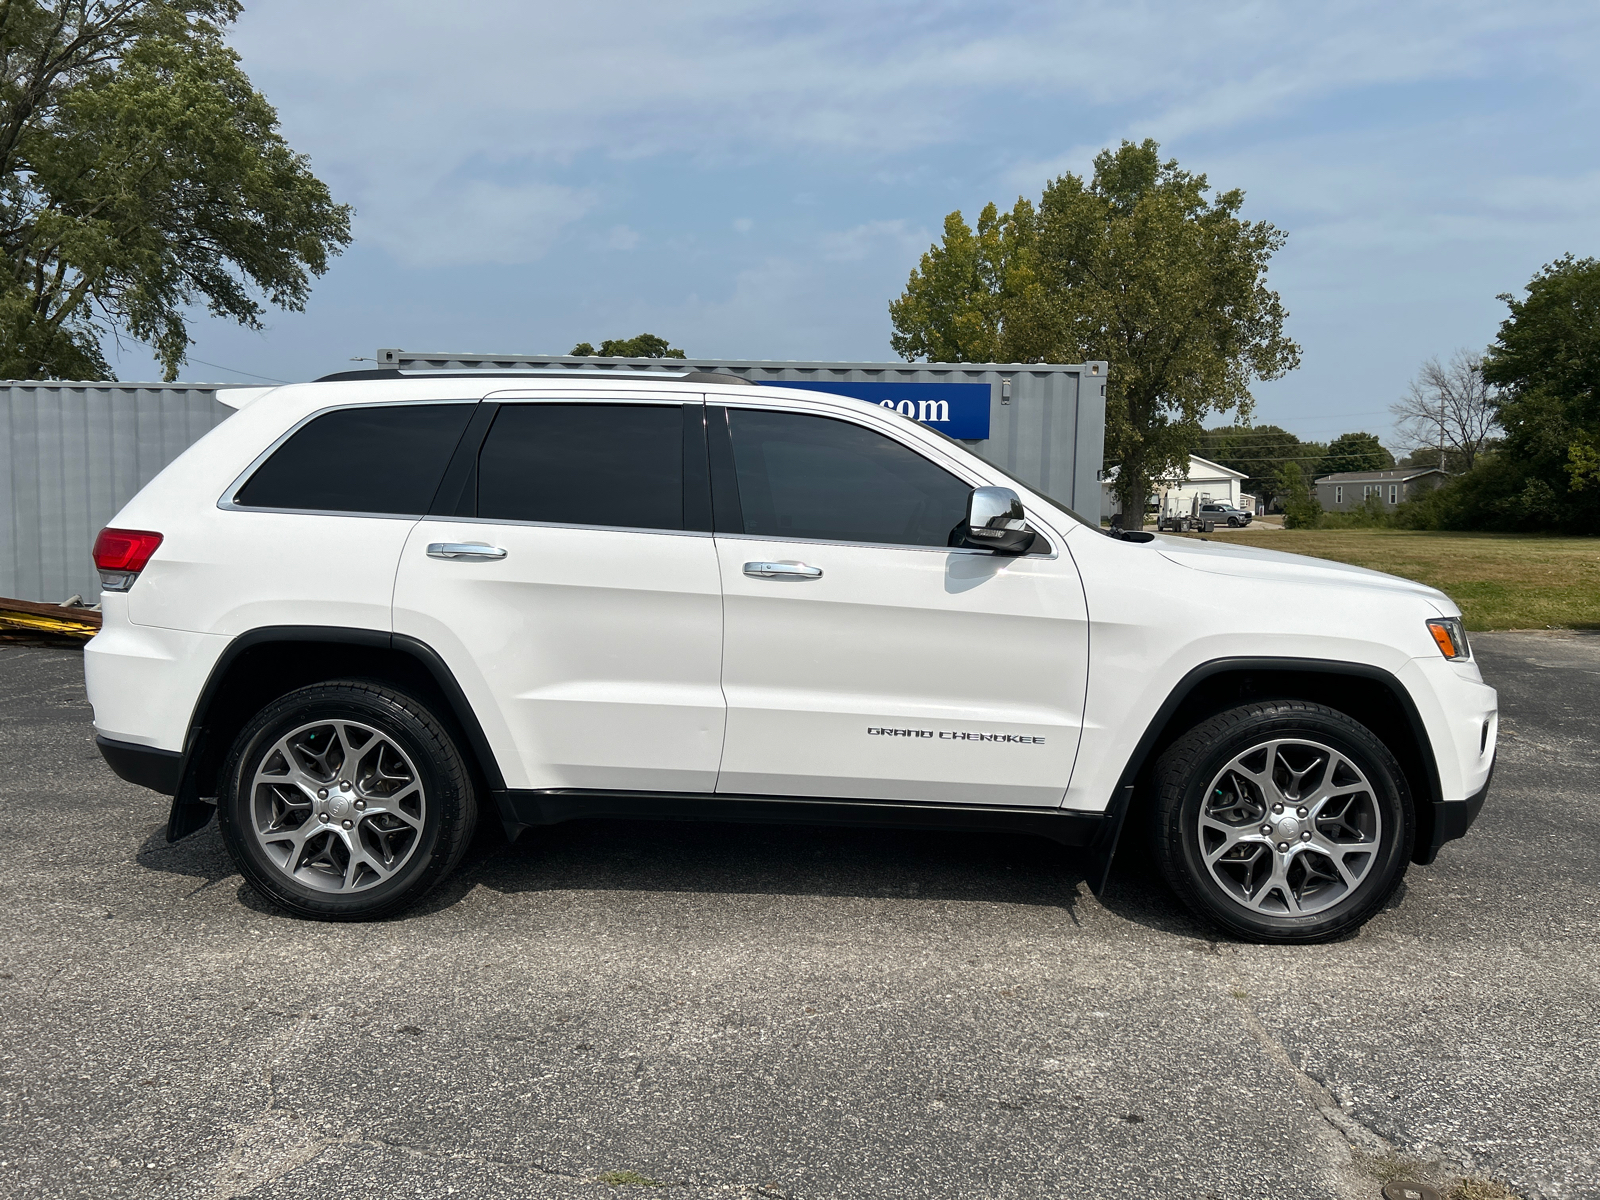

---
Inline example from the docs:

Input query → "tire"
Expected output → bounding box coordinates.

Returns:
[217,680,478,920]
[1228,517,1240,527]
[1150,701,1414,943]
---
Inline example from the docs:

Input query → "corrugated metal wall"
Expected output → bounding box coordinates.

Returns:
[383,353,1109,518]
[1,382,233,603]
[1,358,1108,604]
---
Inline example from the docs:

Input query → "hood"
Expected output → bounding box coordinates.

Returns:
[1156,535,1453,611]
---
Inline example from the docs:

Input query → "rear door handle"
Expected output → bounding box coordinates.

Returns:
[427,542,508,561]
[743,561,822,580]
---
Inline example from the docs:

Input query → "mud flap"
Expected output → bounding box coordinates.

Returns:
[1083,784,1136,896]
[165,727,216,842]
[166,795,216,842]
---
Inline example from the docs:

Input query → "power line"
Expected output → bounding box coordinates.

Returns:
[112,335,291,384]
[183,357,290,384]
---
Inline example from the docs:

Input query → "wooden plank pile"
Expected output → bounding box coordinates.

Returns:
[0,596,102,643]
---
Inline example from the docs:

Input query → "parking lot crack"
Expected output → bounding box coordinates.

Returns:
[1223,985,1390,1153]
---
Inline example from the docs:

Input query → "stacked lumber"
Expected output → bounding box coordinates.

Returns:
[0,596,102,642]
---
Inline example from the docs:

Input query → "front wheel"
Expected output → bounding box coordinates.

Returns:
[1151,701,1414,943]
[217,681,477,920]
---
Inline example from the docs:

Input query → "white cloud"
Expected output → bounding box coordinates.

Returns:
[733,217,754,234]
[237,0,1599,163]
[819,219,927,262]
[231,0,1600,268]
[606,224,641,251]
[360,180,596,267]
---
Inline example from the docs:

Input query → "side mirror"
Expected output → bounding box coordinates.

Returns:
[964,486,1036,555]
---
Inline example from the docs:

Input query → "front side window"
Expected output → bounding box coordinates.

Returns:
[234,403,475,514]
[1389,484,1398,504]
[1335,486,1343,504]
[477,403,684,530]
[725,408,970,547]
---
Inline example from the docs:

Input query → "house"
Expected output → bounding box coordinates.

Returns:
[1101,454,1249,521]
[1314,466,1447,512]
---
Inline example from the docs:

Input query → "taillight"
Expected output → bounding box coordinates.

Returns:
[92,528,164,592]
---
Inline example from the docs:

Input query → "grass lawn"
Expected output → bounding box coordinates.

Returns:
[1175,529,1600,631]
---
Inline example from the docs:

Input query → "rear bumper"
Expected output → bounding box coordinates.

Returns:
[96,735,182,796]
[1416,759,1492,865]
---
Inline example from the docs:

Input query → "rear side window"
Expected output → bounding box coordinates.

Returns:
[234,404,475,515]
[726,409,970,547]
[477,403,684,530]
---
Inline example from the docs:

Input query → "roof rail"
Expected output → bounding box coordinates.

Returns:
[313,368,403,382]
[678,371,752,385]
[312,365,753,386]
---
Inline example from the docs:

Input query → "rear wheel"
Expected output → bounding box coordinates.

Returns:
[217,681,477,920]
[1151,701,1414,943]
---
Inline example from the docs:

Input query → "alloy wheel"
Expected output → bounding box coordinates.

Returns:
[1197,738,1382,916]
[250,719,427,893]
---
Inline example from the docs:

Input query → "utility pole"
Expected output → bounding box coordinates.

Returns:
[1439,389,1446,472]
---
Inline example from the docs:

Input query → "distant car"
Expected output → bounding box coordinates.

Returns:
[1199,502,1253,527]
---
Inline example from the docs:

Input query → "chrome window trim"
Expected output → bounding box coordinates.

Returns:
[418,514,711,539]
[217,398,480,516]
[418,516,1048,558]
[714,530,1057,559]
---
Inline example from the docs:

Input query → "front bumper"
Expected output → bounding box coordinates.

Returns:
[1416,758,1493,865]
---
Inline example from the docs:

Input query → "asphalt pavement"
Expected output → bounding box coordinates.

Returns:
[0,633,1596,1200]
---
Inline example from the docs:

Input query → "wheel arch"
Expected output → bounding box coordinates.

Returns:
[1085,657,1444,891]
[167,626,505,841]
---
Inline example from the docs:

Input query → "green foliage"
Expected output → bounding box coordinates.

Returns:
[0,1,352,380]
[889,139,1300,518]
[1476,254,1600,531]
[1193,423,1324,508]
[888,201,1040,363]
[1276,461,1322,529]
[1316,493,1392,529]
[1568,435,1600,491]
[570,333,686,359]
[1318,431,1394,476]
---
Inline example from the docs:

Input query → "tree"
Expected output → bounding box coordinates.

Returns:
[1318,432,1393,476]
[570,333,686,359]
[889,139,1300,518]
[1276,461,1321,529]
[1481,255,1600,520]
[1390,350,1500,472]
[0,1,353,380]
[1193,423,1322,509]
[888,202,1038,363]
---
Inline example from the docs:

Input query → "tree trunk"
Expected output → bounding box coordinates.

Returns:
[1114,451,1148,531]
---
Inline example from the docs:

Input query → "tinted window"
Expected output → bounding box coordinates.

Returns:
[726,409,970,547]
[235,404,475,514]
[477,403,683,530]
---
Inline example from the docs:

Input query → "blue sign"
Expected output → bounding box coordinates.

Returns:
[771,380,991,440]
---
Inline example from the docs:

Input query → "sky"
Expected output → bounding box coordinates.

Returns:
[106,0,1600,452]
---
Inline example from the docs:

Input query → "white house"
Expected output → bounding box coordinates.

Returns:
[1101,454,1249,522]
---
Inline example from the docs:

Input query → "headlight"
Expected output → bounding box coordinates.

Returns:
[1426,616,1471,661]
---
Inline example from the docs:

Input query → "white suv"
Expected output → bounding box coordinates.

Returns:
[85,371,1496,942]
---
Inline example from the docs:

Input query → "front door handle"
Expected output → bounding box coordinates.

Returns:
[427,542,508,561]
[743,560,822,580]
